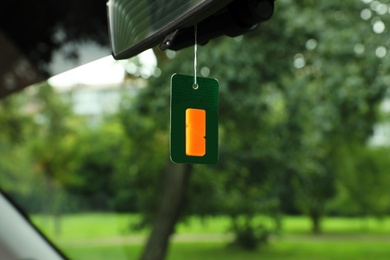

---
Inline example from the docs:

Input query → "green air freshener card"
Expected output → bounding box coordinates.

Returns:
[170,73,219,164]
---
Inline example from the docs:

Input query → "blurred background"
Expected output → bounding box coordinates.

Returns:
[2,0,390,259]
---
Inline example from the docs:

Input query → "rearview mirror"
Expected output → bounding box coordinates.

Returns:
[107,0,274,59]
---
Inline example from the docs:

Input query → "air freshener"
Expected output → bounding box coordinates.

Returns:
[170,74,218,164]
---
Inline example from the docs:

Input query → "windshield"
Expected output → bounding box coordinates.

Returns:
[2,0,390,260]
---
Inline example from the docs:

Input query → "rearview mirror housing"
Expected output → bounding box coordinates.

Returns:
[107,0,274,59]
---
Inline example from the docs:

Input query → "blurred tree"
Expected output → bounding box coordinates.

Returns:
[29,83,78,236]
[330,144,390,218]
[0,0,115,222]
[195,35,285,248]
[120,16,287,255]
[0,0,114,217]
[274,0,389,234]
[119,49,194,260]
[121,2,390,257]
[69,116,133,212]
[0,91,39,205]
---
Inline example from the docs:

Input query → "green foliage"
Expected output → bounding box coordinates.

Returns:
[229,220,271,250]
[258,0,390,232]
[116,0,390,246]
[68,117,133,211]
[30,83,76,182]
[118,94,169,225]
[330,144,390,217]
[0,91,39,202]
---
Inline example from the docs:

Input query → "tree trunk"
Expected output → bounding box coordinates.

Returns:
[46,176,62,238]
[53,188,63,238]
[140,163,192,260]
[310,210,321,235]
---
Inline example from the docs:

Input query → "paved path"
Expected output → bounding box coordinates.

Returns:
[59,233,234,247]
[59,233,390,247]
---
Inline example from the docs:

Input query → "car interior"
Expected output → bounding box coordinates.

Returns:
[0,0,274,259]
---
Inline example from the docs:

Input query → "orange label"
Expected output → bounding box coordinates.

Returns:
[186,108,206,156]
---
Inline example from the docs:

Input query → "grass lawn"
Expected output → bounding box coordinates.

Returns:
[31,213,390,259]
[62,238,390,260]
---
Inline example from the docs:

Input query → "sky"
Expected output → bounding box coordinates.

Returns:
[48,42,157,90]
[48,56,125,89]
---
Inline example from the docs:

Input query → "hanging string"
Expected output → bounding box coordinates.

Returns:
[193,24,199,89]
